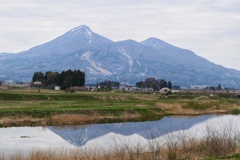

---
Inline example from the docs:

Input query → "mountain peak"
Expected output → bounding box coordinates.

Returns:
[70,25,91,32]
[141,37,177,50]
[68,25,93,38]
[22,24,113,55]
[142,37,169,46]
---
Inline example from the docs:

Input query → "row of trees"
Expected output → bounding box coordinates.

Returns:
[136,77,172,90]
[97,80,120,91]
[32,69,85,89]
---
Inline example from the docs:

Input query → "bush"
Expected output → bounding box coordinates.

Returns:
[202,124,237,157]
[230,109,240,115]
[64,88,76,93]
[182,101,220,110]
[167,149,177,160]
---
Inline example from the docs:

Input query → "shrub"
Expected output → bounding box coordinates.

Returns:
[230,109,240,115]
[64,88,76,93]
[182,101,220,110]
[202,124,237,157]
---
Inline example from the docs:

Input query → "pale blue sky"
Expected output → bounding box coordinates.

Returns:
[0,0,240,70]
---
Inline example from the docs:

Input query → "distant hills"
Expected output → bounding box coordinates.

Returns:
[1,25,240,88]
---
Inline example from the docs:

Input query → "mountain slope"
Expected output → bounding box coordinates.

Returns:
[21,25,113,56]
[0,25,114,80]
[141,38,240,87]
[0,25,240,88]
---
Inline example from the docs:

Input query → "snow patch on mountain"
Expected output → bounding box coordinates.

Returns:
[70,25,87,32]
[139,69,147,77]
[82,51,112,75]
[87,67,100,74]
[74,54,79,59]
[118,47,133,73]
[85,28,92,43]
[136,60,141,66]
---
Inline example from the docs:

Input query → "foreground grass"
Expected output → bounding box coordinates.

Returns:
[0,88,240,127]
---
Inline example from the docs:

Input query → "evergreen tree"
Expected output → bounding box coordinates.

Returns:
[32,72,44,82]
[135,78,172,90]
[99,80,120,91]
[167,81,172,89]
[218,84,222,90]
[31,69,85,90]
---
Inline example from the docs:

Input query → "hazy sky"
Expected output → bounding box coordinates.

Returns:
[0,0,240,70]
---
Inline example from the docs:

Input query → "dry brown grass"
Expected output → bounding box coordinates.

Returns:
[1,137,238,160]
[132,94,159,101]
[50,113,101,125]
[93,93,160,101]
[0,116,47,127]
[93,95,128,101]
[50,111,146,125]
[156,102,228,115]
[0,111,148,127]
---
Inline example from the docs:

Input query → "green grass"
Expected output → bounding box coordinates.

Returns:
[0,89,239,125]
[182,100,221,110]
[0,89,165,121]
[204,153,240,160]
[230,108,240,115]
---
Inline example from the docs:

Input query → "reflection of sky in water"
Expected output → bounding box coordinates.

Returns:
[0,126,75,154]
[0,115,239,153]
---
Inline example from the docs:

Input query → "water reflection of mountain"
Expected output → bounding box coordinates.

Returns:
[48,115,217,147]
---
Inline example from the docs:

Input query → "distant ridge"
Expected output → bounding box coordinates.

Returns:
[0,25,240,88]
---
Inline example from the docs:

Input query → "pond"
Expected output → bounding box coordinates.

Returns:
[0,114,240,154]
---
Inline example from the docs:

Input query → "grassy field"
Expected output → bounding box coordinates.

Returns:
[0,88,240,127]
[0,88,166,126]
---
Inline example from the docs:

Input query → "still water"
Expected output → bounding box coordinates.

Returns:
[0,114,239,154]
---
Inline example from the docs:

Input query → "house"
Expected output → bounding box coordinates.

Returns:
[190,85,207,90]
[55,86,61,90]
[160,87,171,94]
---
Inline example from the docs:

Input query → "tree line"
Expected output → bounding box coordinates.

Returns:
[136,77,172,90]
[97,80,120,91]
[32,69,85,89]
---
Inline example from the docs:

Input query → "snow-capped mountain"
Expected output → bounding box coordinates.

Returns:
[1,25,240,88]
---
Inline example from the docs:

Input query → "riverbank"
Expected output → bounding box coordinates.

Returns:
[1,148,240,160]
[0,89,239,127]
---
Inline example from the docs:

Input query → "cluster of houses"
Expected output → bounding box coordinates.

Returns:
[64,84,173,94]
[0,81,29,90]
[1,81,240,96]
